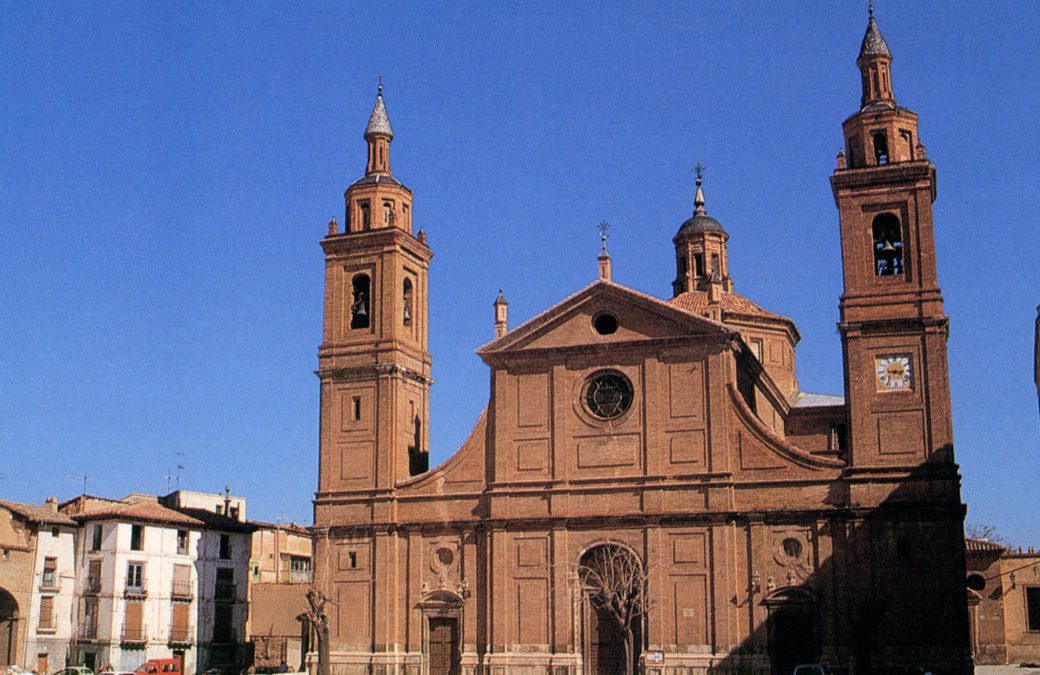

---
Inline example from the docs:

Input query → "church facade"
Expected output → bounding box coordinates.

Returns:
[311,11,971,675]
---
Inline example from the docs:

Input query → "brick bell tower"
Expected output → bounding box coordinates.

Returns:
[316,83,433,502]
[831,8,956,476]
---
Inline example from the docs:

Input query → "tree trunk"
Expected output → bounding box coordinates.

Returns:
[315,624,329,675]
[622,624,634,675]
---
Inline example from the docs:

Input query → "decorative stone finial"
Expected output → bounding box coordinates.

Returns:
[328,217,338,235]
[693,163,707,216]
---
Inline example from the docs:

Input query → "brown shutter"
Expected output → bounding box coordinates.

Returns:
[124,600,143,638]
[171,603,189,641]
[173,564,192,598]
[88,560,102,591]
[38,596,54,629]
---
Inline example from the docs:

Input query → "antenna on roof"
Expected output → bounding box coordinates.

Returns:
[176,452,185,490]
[67,473,92,495]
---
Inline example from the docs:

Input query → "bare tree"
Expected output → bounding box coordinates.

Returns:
[299,589,330,675]
[577,544,653,675]
[967,523,1012,547]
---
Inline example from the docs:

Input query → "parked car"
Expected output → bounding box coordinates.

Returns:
[792,666,829,675]
[54,667,94,675]
[134,661,180,675]
[5,666,34,675]
[98,670,135,675]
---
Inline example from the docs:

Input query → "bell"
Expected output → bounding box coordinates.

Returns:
[880,241,897,254]
[355,301,367,318]
[403,305,412,322]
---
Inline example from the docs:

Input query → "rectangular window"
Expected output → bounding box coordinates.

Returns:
[289,556,312,583]
[172,564,192,599]
[126,562,145,593]
[171,602,191,643]
[750,338,763,361]
[215,567,234,601]
[1028,587,1040,631]
[353,396,362,421]
[82,597,99,639]
[91,525,103,551]
[87,560,102,594]
[123,599,144,642]
[38,596,54,630]
[130,524,144,551]
[219,534,231,560]
[213,603,233,643]
[176,529,189,555]
[360,202,371,231]
[41,557,57,588]
[693,253,704,278]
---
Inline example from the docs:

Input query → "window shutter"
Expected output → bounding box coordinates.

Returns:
[38,596,54,629]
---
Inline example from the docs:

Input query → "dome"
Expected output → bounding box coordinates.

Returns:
[676,213,727,237]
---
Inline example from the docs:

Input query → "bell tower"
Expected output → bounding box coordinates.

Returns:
[831,9,954,474]
[316,84,433,502]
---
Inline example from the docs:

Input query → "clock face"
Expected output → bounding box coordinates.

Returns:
[875,355,912,391]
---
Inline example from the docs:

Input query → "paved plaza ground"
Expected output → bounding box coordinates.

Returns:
[976,667,1040,675]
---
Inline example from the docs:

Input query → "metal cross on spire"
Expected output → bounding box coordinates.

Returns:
[694,162,705,181]
[598,220,610,254]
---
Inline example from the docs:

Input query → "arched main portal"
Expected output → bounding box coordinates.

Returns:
[0,588,19,667]
[764,588,819,675]
[418,591,462,675]
[578,544,645,675]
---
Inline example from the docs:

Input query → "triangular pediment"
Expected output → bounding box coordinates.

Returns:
[477,280,734,358]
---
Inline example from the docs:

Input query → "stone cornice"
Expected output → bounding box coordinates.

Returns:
[314,363,433,385]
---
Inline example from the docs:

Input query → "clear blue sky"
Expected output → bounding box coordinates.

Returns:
[1,3,1037,541]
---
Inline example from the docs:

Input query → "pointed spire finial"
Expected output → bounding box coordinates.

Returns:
[365,77,393,140]
[693,163,707,216]
[378,74,383,95]
[868,0,874,18]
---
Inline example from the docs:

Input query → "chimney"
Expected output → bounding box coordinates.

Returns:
[44,497,58,513]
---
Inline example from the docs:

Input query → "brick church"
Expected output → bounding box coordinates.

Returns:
[310,9,971,675]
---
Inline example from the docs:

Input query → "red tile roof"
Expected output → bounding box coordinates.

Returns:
[62,494,204,528]
[0,500,78,526]
[965,537,1006,553]
[669,290,792,323]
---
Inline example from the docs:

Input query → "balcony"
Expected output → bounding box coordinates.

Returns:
[168,626,194,645]
[84,578,101,595]
[121,624,148,645]
[124,584,147,598]
[78,623,99,641]
[171,581,193,600]
[288,570,312,585]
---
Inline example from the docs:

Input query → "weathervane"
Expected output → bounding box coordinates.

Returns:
[694,162,705,183]
[598,220,609,254]
[378,74,384,94]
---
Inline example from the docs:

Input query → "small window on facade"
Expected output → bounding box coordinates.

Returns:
[873,131,889,165]
[2,549,9,561]
[51,527,59,537]
[677,255,687,278]
[360,202,371,231]
[710,253,720,277]
[348,551,357,569]
[872,213,904,276]
[592,313,619,335]
[229,506,239,520]
[1027,587,1040,631]
[750,338,763,361]
[91,525,103,552]
[352,396,362,421]
[38,596,54,630]
[383,201,394,227]
[42,557,57,588]
[130,524,144,551]
[402,278,413,327]
[693,253,704,278]
[350,274,371,329]
[126,562,144,592]
[176,530,189,555]
[219,534,231,560]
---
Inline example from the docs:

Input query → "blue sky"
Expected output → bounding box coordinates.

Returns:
[1,2,1037,541]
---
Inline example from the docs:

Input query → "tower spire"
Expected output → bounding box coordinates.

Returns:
[857,5,895,109]
[364,78,394,175]
[693,163,707,216]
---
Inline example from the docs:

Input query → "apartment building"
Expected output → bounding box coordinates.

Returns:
[0,500,78,673]
[247,522,311,671]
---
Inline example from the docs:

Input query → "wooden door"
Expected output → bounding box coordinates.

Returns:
[427,618,459,675]
[36,653,48,674]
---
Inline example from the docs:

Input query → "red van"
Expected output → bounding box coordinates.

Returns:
[134,660,180,675]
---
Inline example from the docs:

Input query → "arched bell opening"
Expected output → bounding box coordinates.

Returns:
[350,274,372,329]
[764,587,820,675]
[577,544,646,675]
[871,213,904,276]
